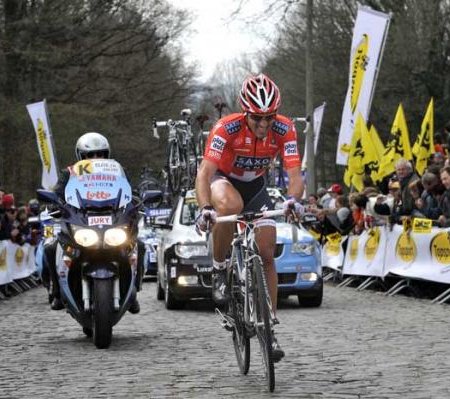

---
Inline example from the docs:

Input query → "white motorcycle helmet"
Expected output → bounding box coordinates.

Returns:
[75,132,110,161]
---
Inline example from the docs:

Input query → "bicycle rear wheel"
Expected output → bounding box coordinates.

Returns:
[253,256,275,392]
[167,141,182,194]
[229,257,250,374]
[186,140,197,188]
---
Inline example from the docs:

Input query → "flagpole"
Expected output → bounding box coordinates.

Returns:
[43,99,60,176]
[366,9,392,116]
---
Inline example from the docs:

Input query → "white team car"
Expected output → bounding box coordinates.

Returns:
[156,190,212,309]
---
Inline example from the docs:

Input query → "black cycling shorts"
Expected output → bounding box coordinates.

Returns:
[214,172,274,213]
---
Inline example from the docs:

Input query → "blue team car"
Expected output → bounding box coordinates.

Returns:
[268,187,323,307]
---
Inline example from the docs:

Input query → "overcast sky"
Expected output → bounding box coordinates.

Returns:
[167,0,280,82]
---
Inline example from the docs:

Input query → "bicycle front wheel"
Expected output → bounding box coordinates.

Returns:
[229,258,250,375]
[253,256,275,392]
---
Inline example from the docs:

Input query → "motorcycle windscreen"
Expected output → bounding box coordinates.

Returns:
[64,159,132,209]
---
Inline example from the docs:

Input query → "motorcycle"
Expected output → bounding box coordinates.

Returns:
[137,191,172,279]
[37,159,141,349]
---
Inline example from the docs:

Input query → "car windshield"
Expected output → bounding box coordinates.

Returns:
[181,197,200,226]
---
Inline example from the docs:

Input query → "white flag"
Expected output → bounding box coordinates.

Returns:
[26,100,59,189]
[302,102,326,170]
[336,5,391,165]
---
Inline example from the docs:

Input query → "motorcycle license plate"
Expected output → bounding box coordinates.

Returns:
[88,215,112,226]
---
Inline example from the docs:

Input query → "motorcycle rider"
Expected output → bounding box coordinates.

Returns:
[44,132,141,313]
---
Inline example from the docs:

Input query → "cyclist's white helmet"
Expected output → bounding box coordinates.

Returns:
[75,132,110,160]
[239,73,281,114]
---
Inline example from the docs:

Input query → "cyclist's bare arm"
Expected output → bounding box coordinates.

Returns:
[195,159,218,209]
[286,166,304,200]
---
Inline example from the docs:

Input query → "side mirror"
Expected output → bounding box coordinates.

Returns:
[141,190,163,206]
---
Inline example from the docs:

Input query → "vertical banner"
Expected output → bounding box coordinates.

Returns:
[26,99,59,189]
[336,5,391,165]
[302,102,326,169]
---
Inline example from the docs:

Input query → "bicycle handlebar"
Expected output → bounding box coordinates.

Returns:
[216,209,285,223]
[152,118,189,139]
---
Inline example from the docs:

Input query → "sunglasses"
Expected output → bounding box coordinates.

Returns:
[85,151,106,159]
[6,209,17,213]
[248,114,276,123]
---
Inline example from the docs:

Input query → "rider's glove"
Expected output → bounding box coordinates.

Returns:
[282,197,305,218]
[195,205,217,234]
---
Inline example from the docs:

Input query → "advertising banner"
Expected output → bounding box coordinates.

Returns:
[336,5,391,165]
[26,99,59,189]
[342,227,387,277]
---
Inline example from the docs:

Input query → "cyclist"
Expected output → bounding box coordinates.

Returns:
[44,132,141,313]
[195,73,304,361]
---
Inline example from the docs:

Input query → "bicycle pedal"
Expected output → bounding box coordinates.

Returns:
[215,308,234,331]
[221,319,234,332]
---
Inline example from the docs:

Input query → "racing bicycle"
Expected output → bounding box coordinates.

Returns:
[213,209,286,392]
[153,109,197,195]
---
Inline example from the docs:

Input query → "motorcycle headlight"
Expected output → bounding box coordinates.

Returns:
[104,228,128,246]
[291,242,314,255]
[175,244,208,259]
[74,228,99,247]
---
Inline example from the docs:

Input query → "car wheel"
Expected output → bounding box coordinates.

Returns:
[156,272,164,301]
[164,266,185,310]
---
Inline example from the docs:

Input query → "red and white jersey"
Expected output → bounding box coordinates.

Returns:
[203,113,301,182]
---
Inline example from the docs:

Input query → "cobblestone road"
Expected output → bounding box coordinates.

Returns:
[1,282,450,398]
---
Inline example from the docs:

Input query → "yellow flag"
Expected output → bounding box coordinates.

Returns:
[369,124,385,160]
[412,98,434,176]
[362,121,381,183]
[344,114,365,191]
[378,103,412,180]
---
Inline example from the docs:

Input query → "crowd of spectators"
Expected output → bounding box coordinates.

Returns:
[304,146,450,241]
[0,189,42,246]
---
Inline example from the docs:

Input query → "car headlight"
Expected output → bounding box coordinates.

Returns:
[74,228,99,247]
[291,242,314,255]
[175,244,208,258]
[104,228,128,246]
[300,272,318,281]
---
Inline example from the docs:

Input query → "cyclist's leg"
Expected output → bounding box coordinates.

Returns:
[210,176,243,262]
[254,224,277,312]
[210,176,243,304]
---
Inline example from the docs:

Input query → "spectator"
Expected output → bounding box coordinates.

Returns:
[307,194,319,211]
[395,158,420,215]
[316,195,353,236]
[438,166,450,227]
[417,172,445,220]
[434,133,446,156]
[428,152,446,170]
[373,179,403,225]
[317,187,331,208]
[325,183,343,209]
[407,179,425,217]
[351,193,369,234]
[14,206,31,246]
[0,196,19,242]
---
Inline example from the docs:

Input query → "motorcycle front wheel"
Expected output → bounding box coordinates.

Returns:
[92,279,114,349]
